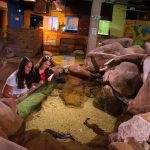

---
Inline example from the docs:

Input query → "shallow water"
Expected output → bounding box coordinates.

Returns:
[25,88,116,144]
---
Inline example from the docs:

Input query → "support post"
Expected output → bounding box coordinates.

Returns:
[86,0,102,54]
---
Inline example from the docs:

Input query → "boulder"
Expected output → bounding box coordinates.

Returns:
[104,62,142,97]
[118,113,150,142]
[104,54,146,70]
[84,54,115,72]
[51,65,64,76]
[85,42,125,71]
[102,38,133,48]
[143,56,150,82]
[128,71,150,114]
[145,42,150,54]
[109,139,145,150]
[62,75,86,107]
[93,85,124,117]
[122,45,145,55]
[89,42,124,56]
[84,56,96,72]
[69,65,92,80]
[114,111,133,132]
[0,98,23,138]
[73,50,85,59]
[109,142,133,150]
[0,137,27,150]
[11,129,94,150]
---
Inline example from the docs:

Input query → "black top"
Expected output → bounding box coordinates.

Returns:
[33,67,54,83]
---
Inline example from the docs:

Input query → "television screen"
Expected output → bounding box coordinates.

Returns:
[65,16,79,32]
[98,20,110,35]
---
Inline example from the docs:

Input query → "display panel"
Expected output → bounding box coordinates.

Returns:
[65,16,79,32]
[98,20,110,35]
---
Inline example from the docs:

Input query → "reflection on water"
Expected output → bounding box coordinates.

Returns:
[53,55,83,67]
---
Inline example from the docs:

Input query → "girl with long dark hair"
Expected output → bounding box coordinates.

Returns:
[2,57,34,99]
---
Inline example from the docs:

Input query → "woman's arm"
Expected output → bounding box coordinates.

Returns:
[2,84,17,99]
[48,73,54,82]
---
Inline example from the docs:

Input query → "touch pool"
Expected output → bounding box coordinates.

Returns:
[17,81,116,144]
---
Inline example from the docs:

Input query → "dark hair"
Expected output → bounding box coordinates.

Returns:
[39,55,55,68]
[17,56,34,89]
[33,55,54,83]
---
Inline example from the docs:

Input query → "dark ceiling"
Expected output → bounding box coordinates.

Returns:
[9,0,150,12]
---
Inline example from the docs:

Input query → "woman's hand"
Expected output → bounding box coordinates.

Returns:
[48,74,54,82]
[39,80,44,84]
[18,93,28,98]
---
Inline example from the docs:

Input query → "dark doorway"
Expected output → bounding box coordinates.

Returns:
[0,10,3,29]
[30,14,43,28]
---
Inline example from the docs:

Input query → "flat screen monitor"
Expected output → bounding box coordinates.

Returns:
[65,16,79,32]
[98,20,110,35]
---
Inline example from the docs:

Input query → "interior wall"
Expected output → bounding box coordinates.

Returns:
[51,10,66,26]
[8,0,24,29]
[0,0,7,37]
[0,10,2,28]
[24,10,31,28]
[110,4,127,37]
[124,19,150,43]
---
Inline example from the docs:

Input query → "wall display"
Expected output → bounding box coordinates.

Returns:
[65,16,79,32]
[124,20,150,45]
[43,30,57,45]
[98,20,110,35]
[43,16,58,31]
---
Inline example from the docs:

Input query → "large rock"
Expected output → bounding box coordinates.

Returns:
[102,38,133,48]
[89,42,124,56]
[84,54,115,72]
[85,42,123,71]
[62,75,86,107]
[145,42,150,54]
[11,129,94,150]
[122,45,145,55]
[114,111,133,132]
[103,62,142,97]
[94,85,124,117]
[69,65,92,80]
[143,56,150,82]
[0,137,27,150]
[51,65,64,76]
[128,71,150,114]
[118,113,150,142]
[109,139,145,150]
[109,142,133,150]
[0,98,23,138]
[84,56,96,72]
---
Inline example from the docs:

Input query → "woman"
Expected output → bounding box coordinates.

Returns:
[33,55,55,84]
[2,57,34,99]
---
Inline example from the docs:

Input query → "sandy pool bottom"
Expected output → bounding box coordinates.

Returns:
[26,89,116,144]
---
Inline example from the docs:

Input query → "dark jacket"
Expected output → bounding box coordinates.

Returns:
[33,67,53,83]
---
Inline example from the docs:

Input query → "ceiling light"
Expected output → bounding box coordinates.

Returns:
[130,7,135,11]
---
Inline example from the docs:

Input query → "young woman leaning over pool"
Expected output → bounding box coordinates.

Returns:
[2,56,34,99]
